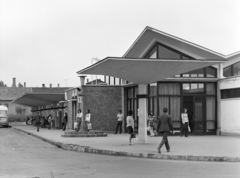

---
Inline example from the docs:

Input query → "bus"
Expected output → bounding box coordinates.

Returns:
[0,105,9,128]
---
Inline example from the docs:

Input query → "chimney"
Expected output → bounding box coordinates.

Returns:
[79,76,86,86]
[24,82,26,88]
[58,84,60,87]
[50,84,52,88]
[12,78,16,87]
[42,84,45,88]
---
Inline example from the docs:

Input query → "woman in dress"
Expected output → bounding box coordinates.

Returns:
[126,110,135,145]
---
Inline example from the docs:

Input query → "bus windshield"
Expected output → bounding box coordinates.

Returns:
[0,110,7,115]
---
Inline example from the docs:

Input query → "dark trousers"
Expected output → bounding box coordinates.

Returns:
[77,121,81,132]
[48,121,51,130]
[181,122,189,137]
[62,122,67,131]
[36,122,40,132]
[159,132,170,151]
[115,121,122,134]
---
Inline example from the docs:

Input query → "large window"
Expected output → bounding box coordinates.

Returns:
[183,83,204,94]
[223,61,240,77]
[144,42,217,78]
[144,42,193,59]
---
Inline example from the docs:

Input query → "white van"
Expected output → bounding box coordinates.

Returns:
[0,105,9,128]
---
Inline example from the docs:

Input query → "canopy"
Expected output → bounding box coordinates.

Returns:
[11,93,65,107]
[77,57,226,84]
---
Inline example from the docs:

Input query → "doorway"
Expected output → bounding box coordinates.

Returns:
[183,96,204,134]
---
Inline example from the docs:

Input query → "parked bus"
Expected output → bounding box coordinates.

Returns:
[0,105,9,128]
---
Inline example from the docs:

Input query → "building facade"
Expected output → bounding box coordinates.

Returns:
[77,26,240,137]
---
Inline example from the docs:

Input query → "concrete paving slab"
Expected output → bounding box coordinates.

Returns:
[11,123,240,162]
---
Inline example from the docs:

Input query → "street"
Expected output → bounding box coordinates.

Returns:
[0,127,239,178]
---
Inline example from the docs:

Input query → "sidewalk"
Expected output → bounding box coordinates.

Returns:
[11,123,240,162]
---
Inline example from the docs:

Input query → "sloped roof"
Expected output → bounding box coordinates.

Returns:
[11,93,65,107]
[0,87,32,100]
[123,26,240,59]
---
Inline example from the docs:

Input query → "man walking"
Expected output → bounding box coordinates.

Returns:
[35,111,41,132]
[157,107,173,153]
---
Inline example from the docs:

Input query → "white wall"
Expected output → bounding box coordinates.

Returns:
[221,98,240,134]
[220,76,240,89]
[220,76,240,135]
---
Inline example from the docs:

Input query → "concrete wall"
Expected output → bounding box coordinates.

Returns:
[82,86,123,131]
[220,76,240,135]
[221,99,240,135]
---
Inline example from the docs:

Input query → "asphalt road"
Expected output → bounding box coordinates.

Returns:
[0,127,239,178]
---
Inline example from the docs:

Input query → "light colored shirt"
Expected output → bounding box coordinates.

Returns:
[85,113,91,122]
[76,112,83,121]
[126,116,134,128]
[181,113,189,123]
[117,113,123,121]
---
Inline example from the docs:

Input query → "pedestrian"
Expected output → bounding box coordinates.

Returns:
[62,112,68,131]
[35,111,41,132]
[47,114,52,130]
[147,111,156,136]
[76,109,83,132]
[157,107,173,153]
[126,110,135,145]
[181,108,189,137]
[85,110,91,131]
[115,110,123,134]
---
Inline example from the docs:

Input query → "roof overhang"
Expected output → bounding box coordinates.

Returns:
[77,57,226,84]
[10,93,65,107]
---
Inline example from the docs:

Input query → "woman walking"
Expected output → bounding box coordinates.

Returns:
[126,110,135,145]
[62,112,68,131]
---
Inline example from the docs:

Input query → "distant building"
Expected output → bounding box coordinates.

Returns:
[0,78,32,116]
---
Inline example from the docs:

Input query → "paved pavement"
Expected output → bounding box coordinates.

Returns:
[11,123,240,162]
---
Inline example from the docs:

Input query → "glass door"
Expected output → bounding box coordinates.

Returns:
[193,96,205,134]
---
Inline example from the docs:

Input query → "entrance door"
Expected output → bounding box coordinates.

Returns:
[193,96,204,134]
[183,96,205,134]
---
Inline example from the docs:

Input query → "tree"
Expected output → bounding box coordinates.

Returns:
[0,81,5,87]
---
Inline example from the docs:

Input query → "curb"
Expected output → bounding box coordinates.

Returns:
[13,127,240,163]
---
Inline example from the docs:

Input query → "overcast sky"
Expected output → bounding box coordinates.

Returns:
[0,0,240,87]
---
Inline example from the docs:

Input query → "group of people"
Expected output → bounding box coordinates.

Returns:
[32,112,53,132]
[72,109,92,132]
[34,106,191,154]
[119,107,191,153]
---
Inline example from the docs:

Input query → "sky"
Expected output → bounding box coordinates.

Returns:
[0,0,240,88]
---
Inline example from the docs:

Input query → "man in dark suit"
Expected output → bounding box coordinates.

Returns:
[157,107,173,153]
[35,111,41,132]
